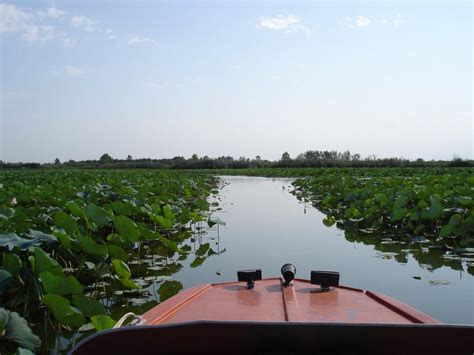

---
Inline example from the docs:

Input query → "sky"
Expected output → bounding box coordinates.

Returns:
[0,0,472,163]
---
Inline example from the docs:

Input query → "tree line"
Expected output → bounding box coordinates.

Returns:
[1,150,472,169]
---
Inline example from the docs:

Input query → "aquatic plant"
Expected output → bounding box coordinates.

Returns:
[0,170,218,353]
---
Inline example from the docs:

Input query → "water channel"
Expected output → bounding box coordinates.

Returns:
[174,176,473,325]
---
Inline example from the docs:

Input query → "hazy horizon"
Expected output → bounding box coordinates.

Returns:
[1,1,472,163]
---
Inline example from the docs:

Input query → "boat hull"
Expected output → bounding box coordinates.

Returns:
[71,278,474,354]
[72,321,474,354]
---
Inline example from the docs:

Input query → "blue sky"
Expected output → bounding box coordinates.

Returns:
[1,0,472,163]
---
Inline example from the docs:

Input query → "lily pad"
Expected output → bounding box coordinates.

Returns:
[91,315,116,331]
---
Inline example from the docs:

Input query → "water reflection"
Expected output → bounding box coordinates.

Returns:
[342,228,473,276]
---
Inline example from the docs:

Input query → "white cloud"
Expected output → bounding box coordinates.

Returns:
[70,15,100,32]
[0,3,55,42]
[45,7,67,19]
[128,36,158,45]
[259,15,300,31]
[355,16,371,27]
[143,81,167,89]
[105,28,116,40]
[380,16,405,28]
[345,15,404,29]
[64,65,84,76]
[258,15,311,36]
[345,16,372,28]
[0,3,70,43]
[0,3,32,33]
[70,16,86,27]
[22,25,55,42]
[230,64,241,70]
[1,3,115,45]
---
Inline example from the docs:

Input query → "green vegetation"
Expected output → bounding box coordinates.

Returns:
[1,150,472,170]
[0,166,472,352]
[290,168,474,246]
[0,170,218,353]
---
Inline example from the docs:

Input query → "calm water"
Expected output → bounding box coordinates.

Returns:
[173,176,473,325]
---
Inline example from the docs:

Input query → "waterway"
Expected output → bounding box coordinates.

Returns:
[174,176,473,325]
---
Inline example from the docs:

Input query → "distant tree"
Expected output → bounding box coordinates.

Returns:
[255,155,261,161]
[281,152,291,161]
[99,153,113,163]
[127,155,133,161]
[191,154,199,161]
[54,158,61,165]
[342,151,351,161]
[448,156,472,167]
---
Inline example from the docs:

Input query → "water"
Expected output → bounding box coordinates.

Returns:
[174,176,474,325]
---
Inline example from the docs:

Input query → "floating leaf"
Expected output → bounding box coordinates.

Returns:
[193,199,209,211]
[440,224,454,238]
[190,257,205,268]
[34,247,63,276]
[423,196,443,221]
[115,215,141,242]
[42,294,85,328]
[53,211,78,234]
[448,214,462,227]
[0,269,13,292]
[40,271,83,295]
[0,232,57,251]
[65,200,86,219]
[52,229,73,249]
[2,252,21,277]
[112,259,131,279]
[26,230,57,247]
[207,217,225,228]
[374,193,389,206]
[195,243,210,256]
[85,203,110,227]
[322,216,336,227]
[154,215,173,229]
[78,235,108,256]
[91,315,116,331]
[162,205,175,222]
[158,280,183,301]
[391,208,407,223]
[0,308,41,350]
[118,278,139,289]
[108,245,129,261]
[0,233,24,251]
[72,294,105,318]
[393,196,408,209]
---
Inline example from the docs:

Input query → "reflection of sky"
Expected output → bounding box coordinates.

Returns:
[174,176,474,325]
